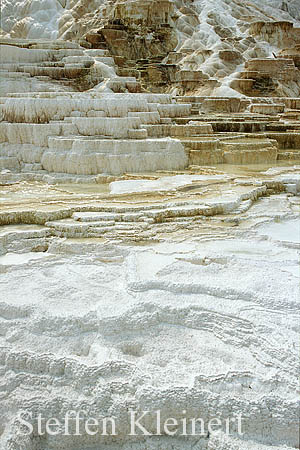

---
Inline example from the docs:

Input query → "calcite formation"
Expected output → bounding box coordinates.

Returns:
[0,164,299,450]
[0,1,299,450]
[1,36,300,179]
[1,0,300,95]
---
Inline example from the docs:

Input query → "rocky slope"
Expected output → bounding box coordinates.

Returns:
[1,0,300,96]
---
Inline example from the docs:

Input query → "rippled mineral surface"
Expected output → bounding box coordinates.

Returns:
[0,163,299,450]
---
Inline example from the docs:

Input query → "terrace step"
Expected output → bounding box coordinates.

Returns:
[278,150,300,160]
[144,123,213,137]
[72,212,147,222]
[224,147,278,164]
[220,139,278,151]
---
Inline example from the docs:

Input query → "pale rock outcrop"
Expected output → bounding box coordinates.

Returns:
[0,91,191,175]
[41,138,187,175]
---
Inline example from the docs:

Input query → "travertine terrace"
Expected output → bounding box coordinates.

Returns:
[0,1,299,450]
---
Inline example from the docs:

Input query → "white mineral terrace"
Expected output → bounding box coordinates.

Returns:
[0,161,299,450]
[0,4,300,449]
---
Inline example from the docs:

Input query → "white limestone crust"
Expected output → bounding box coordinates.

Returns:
[41,138,188,175]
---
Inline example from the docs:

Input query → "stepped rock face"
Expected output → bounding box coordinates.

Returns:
[1,0,300,95]
[0,91,192,175]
